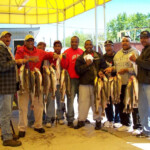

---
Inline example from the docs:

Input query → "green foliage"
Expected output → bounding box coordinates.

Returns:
[107,12,150,42]
[64,31,105,49]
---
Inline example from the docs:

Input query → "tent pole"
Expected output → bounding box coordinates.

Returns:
[63,20,66,51]
[103,0,106,41]
[95,0,98,52]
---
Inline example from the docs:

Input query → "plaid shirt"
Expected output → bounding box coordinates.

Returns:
[0,41,17,94]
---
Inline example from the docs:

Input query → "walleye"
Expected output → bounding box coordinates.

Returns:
[60,69,66,102]
[43,66,51,102]
[123,75,138,113]
[56,57,61,81]
[94,77,103,114]
[49,65,57,100]
[34,68,42,98]
[19,65,26,94]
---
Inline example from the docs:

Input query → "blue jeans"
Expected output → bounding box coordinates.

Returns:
[66,78,79,122]
[0,94,13,141]
[46,85,64,123]
[138,83,150,136]
[56,85,65,120]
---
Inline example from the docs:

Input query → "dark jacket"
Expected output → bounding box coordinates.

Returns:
[103,52,116,76]
[75,50,107,85]
[0,41,17,94]
[136,45,150,84]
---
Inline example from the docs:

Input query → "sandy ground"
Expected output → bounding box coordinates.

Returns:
[0,100,150,150]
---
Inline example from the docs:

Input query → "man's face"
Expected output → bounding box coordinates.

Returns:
[105,44,114,56]
[71,37,79,50]
[25,38,34,50]
[140,37,150,47]
[54,43,62,54]
[84,40,93,53]
[121,38,131,50]
[37,43,46,51]
[1,34,11,46]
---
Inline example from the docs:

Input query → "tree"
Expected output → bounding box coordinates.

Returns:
[107,13,150,42]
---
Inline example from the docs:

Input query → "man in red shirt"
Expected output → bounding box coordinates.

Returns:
[61,36,83,127]
[15,35,57,137]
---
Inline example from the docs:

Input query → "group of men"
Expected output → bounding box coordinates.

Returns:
[0,30,150,147]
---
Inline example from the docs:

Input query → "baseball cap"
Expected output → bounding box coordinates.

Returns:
[140,31,150,38]
[53,40,62,46]
[0,31,11,38]
[104,40,113,46]
[24,34,34,41]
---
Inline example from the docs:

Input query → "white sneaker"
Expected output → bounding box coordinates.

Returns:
[113,123,122,128]
[103,121,110,128]
[45,123,52,128]
[109,122,114,128]
[58,120,65,125]
[132,129,142,135]
[117,125,133,132]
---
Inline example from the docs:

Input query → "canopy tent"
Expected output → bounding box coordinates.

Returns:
[0,0,111,24]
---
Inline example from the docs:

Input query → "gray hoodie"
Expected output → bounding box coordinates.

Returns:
[113,47,139,85]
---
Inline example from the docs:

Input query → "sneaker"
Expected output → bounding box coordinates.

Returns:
[117,125,133,132]
[103,121,110,128]
[132,129,142,136]
[113,123,122,128]
[95,121,101,130]
[58,120,65,125]
[136,132,150,138]
[74,121,85,129]
[34,128,45,133]
[3,140,22,147]
[68,122,74,128]
[109,122,114,128]
[45,123,52,128]
[18,131,26,138]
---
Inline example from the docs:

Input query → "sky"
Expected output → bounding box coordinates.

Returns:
[0,0,150,46]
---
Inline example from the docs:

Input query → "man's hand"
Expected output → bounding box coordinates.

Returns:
[15,59,28,65]
[98,71,104,78]
[86,59,93,66]
[53,53,59,60]
[118,68,128,74]
[129,54,136,62]
[62,53,67,59]
[28,56,39,63]
[104,67,113,74]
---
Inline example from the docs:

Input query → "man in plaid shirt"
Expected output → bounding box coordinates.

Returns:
[0,31,29,147]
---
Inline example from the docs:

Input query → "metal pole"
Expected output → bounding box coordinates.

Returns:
[103,0,106,41]
[56,23,58,40]
[95,0,98,52]
[63,20,66,50]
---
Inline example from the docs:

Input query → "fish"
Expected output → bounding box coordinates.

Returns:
[116,74,122,103]
[19,65,26,94]
[94,77,103,114]
[102,75,109,103]
[49,65,57,100]
[56,57,61,81]
[28,70,35,109]
[101,88,107,117]
[43,66,51,102]
[60,69,66,102]
[34,68,42,98]
[123,78,132,113]
[65,70,71,98]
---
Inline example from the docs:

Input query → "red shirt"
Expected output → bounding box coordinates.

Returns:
[15,45,53,71]
[61,48,83,78]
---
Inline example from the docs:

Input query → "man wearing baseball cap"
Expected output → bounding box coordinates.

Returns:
[15,34,58,138]
[103,40,121,129]
[130,30,150,137]
[0,31,30,147]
